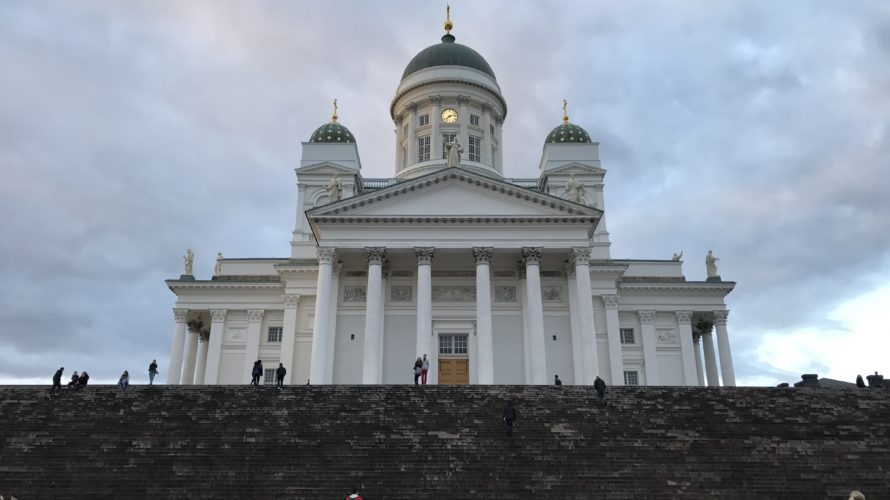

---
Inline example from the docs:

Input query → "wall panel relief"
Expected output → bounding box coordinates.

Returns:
[541,286,563,302]
[657,328,678,345]
[343,286,367,302]
[494,286,517,303]
[431,286,476,302]
[391,285,413,302]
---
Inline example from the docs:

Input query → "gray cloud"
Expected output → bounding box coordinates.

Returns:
[1,0,888,385]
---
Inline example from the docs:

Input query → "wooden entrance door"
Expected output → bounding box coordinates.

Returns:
[438,359,469,385]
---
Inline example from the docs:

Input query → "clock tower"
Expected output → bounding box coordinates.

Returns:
[391,9,506,180]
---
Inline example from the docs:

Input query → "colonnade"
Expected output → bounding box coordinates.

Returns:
[167,247,736,387]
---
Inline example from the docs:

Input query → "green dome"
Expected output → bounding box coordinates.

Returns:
[309,121,355,144]
[402,34,496,81]
[546,122,592,144]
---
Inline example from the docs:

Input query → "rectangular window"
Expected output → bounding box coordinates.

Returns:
[468,135,481,162]
[264,368,276,384]
[418,114,429,126]
[470,114,479,126]
[624,371,640,386]
[417,136,430,162]
[442,133,456,158]
[439,334,468,356]
[620,328,635,344]
[267,326,282,343]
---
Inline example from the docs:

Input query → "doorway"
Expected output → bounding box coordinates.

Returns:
[438,333,469,385]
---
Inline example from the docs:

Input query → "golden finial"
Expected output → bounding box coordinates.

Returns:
[444,4,453,34]
[332,98,338,123]
[562,99,569,124]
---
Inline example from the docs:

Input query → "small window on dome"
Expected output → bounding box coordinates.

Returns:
[442,133,456,159]
[468,136,481,162]
[417,136,430,162]
[470,114,479,127]
[419,114,429,127]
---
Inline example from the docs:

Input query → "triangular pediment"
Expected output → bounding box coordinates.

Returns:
[307,167,601,219]
[296,162,359,175]
[546,162,606,176]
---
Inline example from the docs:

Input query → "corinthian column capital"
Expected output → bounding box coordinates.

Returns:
[284,294,301,307]
[365,247,386,265]
[602,294,619,309]
[473,247,493,265]
[209,309,227,322]
[638,310,656,325]
[414,247,435,265]
[713,310,729,326]
[317,246,336,264]
[173,308,189,322]
[675,310,693,324]
[247,309,265,323]
[521,247,543,265]
[572,246,591,266]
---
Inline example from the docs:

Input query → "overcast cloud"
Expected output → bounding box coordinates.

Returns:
[1,1,888,385]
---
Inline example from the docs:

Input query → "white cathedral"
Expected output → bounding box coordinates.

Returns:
[166,13,736,388]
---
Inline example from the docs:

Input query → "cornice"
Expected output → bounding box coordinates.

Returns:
[618,281,736,296]
[390,78,507,120]
[166,280,284,292]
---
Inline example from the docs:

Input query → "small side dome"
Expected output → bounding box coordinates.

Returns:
[309,122,355,144]
[309,99,356,143]
[545,122,592,144]
[546,99,592,144]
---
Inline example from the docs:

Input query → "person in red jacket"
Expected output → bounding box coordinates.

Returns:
[345,488,362,500]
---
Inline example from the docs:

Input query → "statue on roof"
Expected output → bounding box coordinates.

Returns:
[183,248,194,275]
[324,174,343,201]
[705,250,719,278]
[672,251,683,262]
[445,136,463,168]
[214,252,223,277]
[563,173,588,205]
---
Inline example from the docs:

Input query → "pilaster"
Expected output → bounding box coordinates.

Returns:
[603,294,624,385]
[639,310,659,385]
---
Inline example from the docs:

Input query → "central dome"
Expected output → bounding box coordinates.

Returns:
[401,34,496,81]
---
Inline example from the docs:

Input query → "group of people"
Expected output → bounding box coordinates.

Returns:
[412,354,430,385]
[856,371,884,388]
[501,374,608,436]
[50,367,89,393]
[250,360,287,388]
[50,359,161,394]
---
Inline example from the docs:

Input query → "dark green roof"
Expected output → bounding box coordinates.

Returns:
[309,122,355,144]
[546,122,592,144]
[402,34,496,81]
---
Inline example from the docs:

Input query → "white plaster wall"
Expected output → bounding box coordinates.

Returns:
[493,315,525,383]
[219,352,244,384]
[544,315,574,384]
[333,313,364,384]
[382,314,416,384]
[294,338,312,385]
[657,353,685,386]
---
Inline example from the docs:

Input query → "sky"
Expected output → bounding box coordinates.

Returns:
[1,1,888,386]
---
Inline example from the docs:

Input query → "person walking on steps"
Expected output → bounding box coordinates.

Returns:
[148,359,159,386]
[413,356,422,385]
[77,371,89,389]
[67,371,79,389]
[502,400,518,437]
[421,354,430,385]
[594,375,607,403]
[251,360,263,386]
[51,367,64,394]
[554,374,562,386]
[118,370,129,392]
[275,363,286,389]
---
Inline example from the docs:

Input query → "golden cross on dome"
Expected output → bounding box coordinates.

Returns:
[563,99,569,124]
[332,98,338,123]
[444,4,453,34]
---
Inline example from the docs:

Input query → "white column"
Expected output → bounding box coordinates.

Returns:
[639,310,659,386]
[474,247,494,384]
[415,247,434,366]
[243,309,264,384]
[310,247,336,384]
[481,106,491,165]
[362,247,386,384]
[204,309,227,385]
[431,97,441,161]
[407,105,417,164]
[280,294,300,384]
[523,247,547,384]
[181,329,199,385]
[675,311,698,386]
[602,295,624,386]
[458,96,469,154]
[565,264,584,384]
[700,322,720,387]
[693,333,705,386]
[572,247,599,384]
[714,310,736,386]
[167,308,188,385]
[518,265,532,383]
[326,263,341,383]
[194,333,208,385]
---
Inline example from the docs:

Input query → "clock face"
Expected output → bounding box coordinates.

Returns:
[441,108,458,124]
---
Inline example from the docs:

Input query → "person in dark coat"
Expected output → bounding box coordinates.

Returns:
[502,400,518,436]
[413,356,422,385]
[51,367,64,393]
[67,371,79,389]
[148,360,159,385]
[251,360,263,386]
[554,374,562,386]
[275,363,286,389]
[856,375,866,388]
[594,376,607,403]
[77,371,89,389]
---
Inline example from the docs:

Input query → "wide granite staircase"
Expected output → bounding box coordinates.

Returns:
[1,385,888,499]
